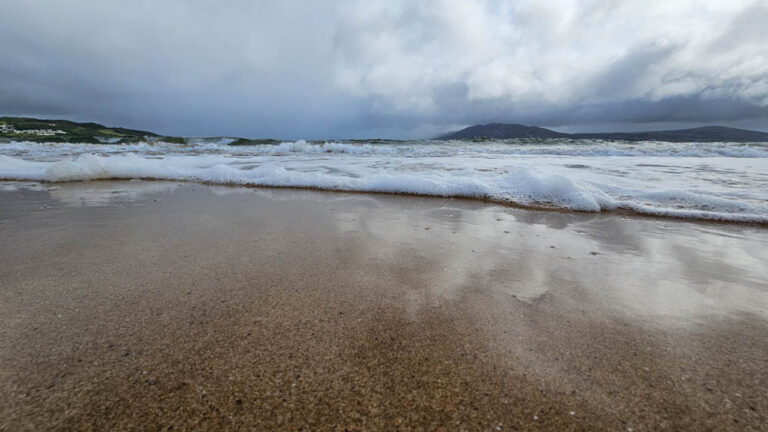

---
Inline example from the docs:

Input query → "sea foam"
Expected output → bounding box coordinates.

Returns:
[1,140,766,222]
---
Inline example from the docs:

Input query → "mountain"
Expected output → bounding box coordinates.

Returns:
[571,126,768,142]
[438,123,768,142]
[0,117,161,143]
[438,123,569,139]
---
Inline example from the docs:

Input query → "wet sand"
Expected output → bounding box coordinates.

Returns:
[1,181,767,431]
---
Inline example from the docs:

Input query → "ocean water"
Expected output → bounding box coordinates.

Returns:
[1,139,766,222]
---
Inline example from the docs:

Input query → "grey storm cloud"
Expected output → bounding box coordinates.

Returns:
[1,0,767,138]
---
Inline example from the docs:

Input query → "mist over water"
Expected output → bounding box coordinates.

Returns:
[1,139,766,222]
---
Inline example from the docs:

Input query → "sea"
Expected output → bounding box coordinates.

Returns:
[1,138,766,223]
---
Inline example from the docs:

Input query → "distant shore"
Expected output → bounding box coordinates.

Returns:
[1,182,767,430]
[5,116,768,143]
[438,123,768,142]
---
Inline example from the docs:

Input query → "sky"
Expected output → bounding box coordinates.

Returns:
[1,0,767,139]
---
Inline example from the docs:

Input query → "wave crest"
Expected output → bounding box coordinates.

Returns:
[1,152,765,223]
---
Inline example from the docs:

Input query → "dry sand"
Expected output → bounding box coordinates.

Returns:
[1,181,767,431]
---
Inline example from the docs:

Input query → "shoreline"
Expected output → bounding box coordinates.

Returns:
[2,181,767,430]
[3,178,767,227]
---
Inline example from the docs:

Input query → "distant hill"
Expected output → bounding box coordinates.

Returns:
[439,123,570,140]
[438,123,768,142]
[4,117,768,143]
[0,117,161,143]
[571,126,768,142]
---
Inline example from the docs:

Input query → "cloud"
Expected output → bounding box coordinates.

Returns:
[1,0,767,138]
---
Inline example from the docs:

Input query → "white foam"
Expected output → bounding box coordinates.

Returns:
[252,140,397,155]
[1,140,767,223]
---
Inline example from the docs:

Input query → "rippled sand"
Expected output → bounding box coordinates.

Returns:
[1,181,767,430]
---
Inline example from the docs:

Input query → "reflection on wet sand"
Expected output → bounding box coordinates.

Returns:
[1,181,767,430]
[312,188,768,325]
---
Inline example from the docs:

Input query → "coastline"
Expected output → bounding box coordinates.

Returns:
[3,178,767,227]
[2,138,767,225]
[1,181,767,430]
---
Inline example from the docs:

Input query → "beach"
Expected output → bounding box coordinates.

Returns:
[1,181,767,430]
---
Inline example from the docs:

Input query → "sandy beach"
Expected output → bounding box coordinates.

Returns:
[1,181,767,431]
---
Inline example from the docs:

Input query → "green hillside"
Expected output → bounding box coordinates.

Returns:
[0,117,160,143]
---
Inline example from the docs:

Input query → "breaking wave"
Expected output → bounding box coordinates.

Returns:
[1,139,767,223]
[3,138,768,159]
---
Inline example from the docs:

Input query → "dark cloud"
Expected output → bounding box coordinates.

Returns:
[1,0,767,138]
